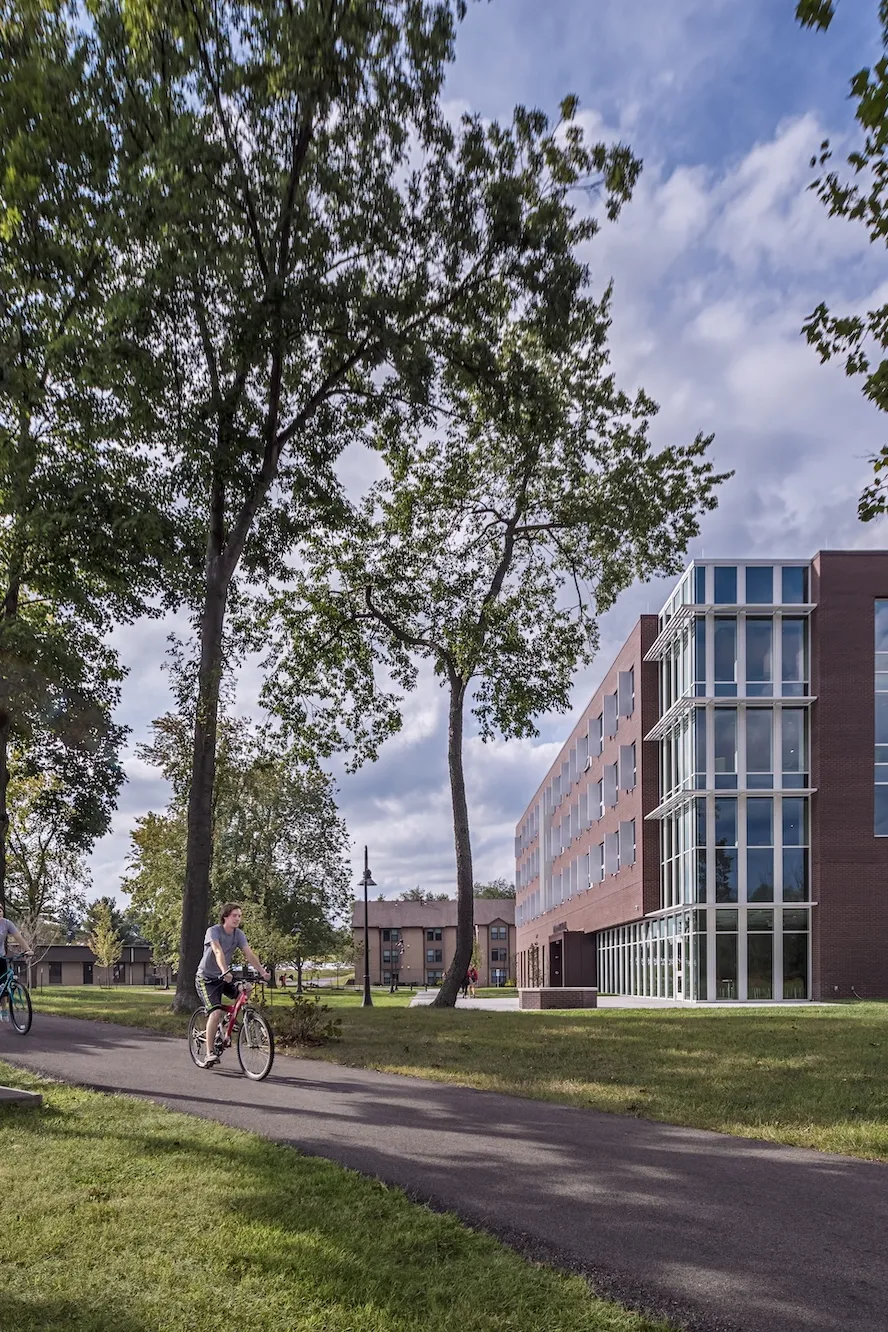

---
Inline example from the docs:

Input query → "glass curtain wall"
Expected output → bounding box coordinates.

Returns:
[646,563,813,1001]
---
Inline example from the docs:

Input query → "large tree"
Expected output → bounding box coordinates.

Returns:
[260,319,725,1004]
[126,711,351,985]
[5,767,91,985]
[89,0,640,1008]
[0,0,173,909]
[795,1,888,517]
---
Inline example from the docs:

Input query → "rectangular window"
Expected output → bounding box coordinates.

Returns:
[714,618,737,696]
[747,910,774,1000]
[619,819,636,868]
[782,566,808,605]
[745,619,773,696]
[382,950,392,963]
[618,669,635,718]
[781,619,807,697]
[783,909,809,998]
[713,708,738,788]
[715,910,738,999]
[604,832,620,876]
[745,566,774,605]
[783,848,809,902]
[426,949,442,964]
[694,618,707,696]
[714,566,737,604]
[592,842,605,884]
[747,848,774,902]
[694,565,707,603]
[695,708,707,787]
[619,743,636,791]
[382,929,401,943]
[49,962,63,985]
[603,763,618,808]
[746,709,773,788]
[714,798,738,903]
[591,714,603,756]
[491,925,507,940]
[747,796,773,846]
[426,929,442,941]
[604,692,618,736]
[490,948,507,963]
[781,709,807,787]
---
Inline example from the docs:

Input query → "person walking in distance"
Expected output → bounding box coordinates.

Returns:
[468,964,478,999]
[195,903,269,1067]
[461,967,471,999]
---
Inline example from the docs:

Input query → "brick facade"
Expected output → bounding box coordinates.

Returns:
[811,551,888,999]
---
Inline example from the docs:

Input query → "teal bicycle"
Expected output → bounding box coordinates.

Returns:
[0,954,32,1034]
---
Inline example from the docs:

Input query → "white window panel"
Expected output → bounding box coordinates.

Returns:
[618,669,635,717]
[569,746,577,786]
[591,715,603,756]
[592,843,604,884]
[619,819,636,868]
[619,743,636,791]
[604,692,618,736]
[604,763,618,807]
[605,832,620,876]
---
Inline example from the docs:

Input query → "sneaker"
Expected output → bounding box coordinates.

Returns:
[203,1053,220,1068]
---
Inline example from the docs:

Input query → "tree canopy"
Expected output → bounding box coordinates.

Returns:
[795,0,888,517]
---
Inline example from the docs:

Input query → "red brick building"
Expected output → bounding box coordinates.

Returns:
[515,552,888,1002]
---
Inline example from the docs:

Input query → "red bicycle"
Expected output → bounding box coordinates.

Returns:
[188,967,275,1081]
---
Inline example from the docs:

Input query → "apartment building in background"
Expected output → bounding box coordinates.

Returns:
[352,899,516,987]
[515,551,888,1002]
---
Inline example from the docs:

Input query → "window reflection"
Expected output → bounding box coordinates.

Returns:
[746,619,773,696]
[781,567,808,604]
[746,710,773,788]
[781,620,807,697]
[714,618,737,696]
[714,566,737,604]
[713,709,737,788]
[745,566,773,604]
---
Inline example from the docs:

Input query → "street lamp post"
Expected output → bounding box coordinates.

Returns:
[360,845,376,1007]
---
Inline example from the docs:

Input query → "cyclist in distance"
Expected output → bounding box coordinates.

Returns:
[196,902,270,1067]
[0,906,28,971]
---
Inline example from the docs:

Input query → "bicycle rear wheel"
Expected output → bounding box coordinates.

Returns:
[9,983,32,1034]
[188,1007,209,1067]
[236,1007,274,1080]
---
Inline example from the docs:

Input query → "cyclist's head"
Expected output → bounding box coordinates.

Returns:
[219,902,242,926]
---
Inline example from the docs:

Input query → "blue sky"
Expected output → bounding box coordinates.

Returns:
[96,0,888,904]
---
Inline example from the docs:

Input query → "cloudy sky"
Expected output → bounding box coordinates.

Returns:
[95,0,888,906]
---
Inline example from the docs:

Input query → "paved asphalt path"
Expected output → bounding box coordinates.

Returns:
[2,1014,886,1332]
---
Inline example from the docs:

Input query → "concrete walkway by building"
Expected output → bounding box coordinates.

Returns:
[1,1014,886,1332]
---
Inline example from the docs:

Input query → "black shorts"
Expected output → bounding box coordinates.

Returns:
[195,974,239,1012]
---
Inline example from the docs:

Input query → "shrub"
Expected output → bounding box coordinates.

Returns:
[261,994,342,1047]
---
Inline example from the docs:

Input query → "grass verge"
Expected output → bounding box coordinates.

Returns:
[0,1063,669,1332]
[31,986,888,1160]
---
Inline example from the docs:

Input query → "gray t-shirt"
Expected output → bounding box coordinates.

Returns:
[198,924,248,978]
[0,919,18,957]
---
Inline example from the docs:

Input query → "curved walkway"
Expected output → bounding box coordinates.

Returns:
[2,1014,886,1332]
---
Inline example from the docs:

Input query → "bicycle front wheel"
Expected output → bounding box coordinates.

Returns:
[237,1007,274,1081]
[9,983,32,1034]
[188,1007,209,1067]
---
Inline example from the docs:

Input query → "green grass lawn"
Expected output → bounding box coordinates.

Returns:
[0,1064,669,1332]
[29,985,888,1160]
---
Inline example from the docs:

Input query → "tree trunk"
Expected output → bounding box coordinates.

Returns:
[433,676,474,1008]
[0,709,10,918]
[172,562,230,1012]
[296,955,303,996]
[0,577,21,917]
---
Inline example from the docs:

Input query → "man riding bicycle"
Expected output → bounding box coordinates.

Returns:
[196,902,269,1068]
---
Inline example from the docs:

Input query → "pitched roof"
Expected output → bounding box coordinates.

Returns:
[352,898,514,927]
